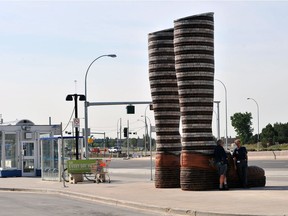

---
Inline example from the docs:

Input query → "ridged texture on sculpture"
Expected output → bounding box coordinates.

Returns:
[148,29,181,188]
[174,12,217,190]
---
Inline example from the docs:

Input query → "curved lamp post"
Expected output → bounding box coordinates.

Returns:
[215,79,228,150]
[247,97,260,145]
[84,54,117,158]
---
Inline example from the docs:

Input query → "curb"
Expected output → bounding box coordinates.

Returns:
[0,187,284,216]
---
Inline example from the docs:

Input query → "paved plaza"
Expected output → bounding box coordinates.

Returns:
[0,152,287,216]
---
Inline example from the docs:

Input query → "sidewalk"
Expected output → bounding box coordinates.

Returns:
[0,156,288,216]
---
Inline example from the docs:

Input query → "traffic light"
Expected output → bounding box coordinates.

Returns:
[126,105,135,114]
[123,127,128,137]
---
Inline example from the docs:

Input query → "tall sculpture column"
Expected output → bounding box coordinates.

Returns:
[148,29,182,188]
[174,13,218,190]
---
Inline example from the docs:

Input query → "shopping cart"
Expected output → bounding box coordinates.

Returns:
[90,159,111,183]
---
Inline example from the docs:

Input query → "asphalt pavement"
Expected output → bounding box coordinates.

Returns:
[0,152,287,216]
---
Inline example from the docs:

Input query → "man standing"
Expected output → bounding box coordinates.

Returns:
[214,139,228,190]
[233,139,248,188]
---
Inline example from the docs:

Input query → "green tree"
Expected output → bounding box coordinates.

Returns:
[261,123,277,146]
[105,137,116,148]
[130,138,137,148]
[230,112,253,143]
[274,123,288,144]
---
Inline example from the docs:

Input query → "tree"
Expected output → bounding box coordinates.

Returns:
[261,123,277,145]
[274,123,288,144]
[230,112,253,144]
[130,138,137,148]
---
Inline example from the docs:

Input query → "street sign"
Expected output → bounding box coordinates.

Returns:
[73,118,80,128]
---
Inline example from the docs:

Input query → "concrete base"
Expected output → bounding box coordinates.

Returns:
[69,174,83,184]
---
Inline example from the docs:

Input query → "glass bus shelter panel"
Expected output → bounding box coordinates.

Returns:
[38,133,53,173]
[64,138,74,160]
[63,137,84,161]
[41,138,59,181]
[62,138,76,173]
[5,134,17,168]
[62,137,84,169]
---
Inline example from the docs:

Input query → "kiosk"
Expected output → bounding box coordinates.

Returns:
[0,119,61,177]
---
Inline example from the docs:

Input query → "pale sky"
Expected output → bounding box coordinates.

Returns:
[1,0,288,141]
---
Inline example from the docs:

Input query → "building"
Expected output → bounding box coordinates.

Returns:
[0,119,61,178]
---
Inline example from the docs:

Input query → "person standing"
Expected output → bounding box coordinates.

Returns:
[233,139,248,188]
[214,139,229,190]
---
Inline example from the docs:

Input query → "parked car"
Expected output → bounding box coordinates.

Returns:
[108,146,121,153]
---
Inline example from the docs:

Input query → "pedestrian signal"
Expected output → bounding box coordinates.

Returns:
[123,127,128,137]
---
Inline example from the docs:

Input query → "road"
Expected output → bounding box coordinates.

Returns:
[107,156,288,184]
[111,157,288,169]
[249,159,288,187]
[0,191,161,216]
[250,159,288,169]
[109,156,288,170]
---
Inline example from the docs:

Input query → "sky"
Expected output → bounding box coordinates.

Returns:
[1,0,288,141]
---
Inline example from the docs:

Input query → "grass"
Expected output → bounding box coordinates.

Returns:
[244,143,288,151]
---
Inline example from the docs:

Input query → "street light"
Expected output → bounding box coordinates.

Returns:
[66,94,86,160]
[247,97,260,144]
[215,79,228,150]
[214,101,221,140]
[142,104,152,156]
[117,118,122,147]
[141,115,153,181]
[84,54,117,158]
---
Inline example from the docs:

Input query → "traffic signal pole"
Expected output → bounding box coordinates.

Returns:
[88,101,152,106]
[84,101,152,158]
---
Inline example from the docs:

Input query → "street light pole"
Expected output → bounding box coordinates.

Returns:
[84,54,117,158]
[147,116,153,181]
[141,115,153,181]
[117,118,122,147]
[247,97,260,145]
[214,101,221,140]
[66,94,86,160]
[144,113,147,156]
[143,104,151,156]
[215,79,228,150]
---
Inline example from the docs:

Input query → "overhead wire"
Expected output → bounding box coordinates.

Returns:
[62,107,75,132]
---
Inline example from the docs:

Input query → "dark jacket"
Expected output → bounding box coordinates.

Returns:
[214,145,228,164]
[233,146,247,161]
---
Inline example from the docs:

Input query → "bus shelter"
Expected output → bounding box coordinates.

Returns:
[40,136,85,181]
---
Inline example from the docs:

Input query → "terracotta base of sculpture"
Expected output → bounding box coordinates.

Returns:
[180,152,218,191]
[155,153,180,188]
